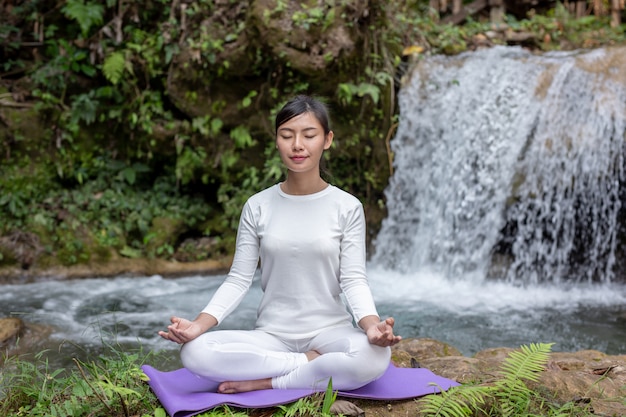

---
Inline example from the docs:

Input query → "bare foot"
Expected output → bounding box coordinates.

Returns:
[217,378,272,394]
[305,350,321,361]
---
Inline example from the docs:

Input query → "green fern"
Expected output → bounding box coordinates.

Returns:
[494,343,553,417]
[418,384,489,417]
[418,343,555,417]
[499,343,553,383]
[61,0,104,37]
[102,52,126,85]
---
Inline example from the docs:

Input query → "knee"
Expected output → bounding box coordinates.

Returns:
[344,345,390,389]
[365,346,391,380]
[180,337,219,377]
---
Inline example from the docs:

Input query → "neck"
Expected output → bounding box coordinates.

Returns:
[281,174,327,195]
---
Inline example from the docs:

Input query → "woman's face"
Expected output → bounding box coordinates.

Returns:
[276,112,333,175]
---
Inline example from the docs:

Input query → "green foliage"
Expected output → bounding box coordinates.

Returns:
[321,377,338,415]
[494,343,553,417]
[0,344,163,417]
[417,343,595,417]
[419,384,487,417]
[1,0,624,267]
[1,341,341,417]
[62,0,105,37]
[0,157,212,265]
[102,52,126,85]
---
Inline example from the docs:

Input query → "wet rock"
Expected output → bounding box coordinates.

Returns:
[0,317,23,346]
[0,317,54,363]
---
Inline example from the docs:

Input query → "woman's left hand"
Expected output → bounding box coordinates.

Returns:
[363,317,402,347]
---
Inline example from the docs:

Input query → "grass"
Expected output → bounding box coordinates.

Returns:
[0,341,339,417]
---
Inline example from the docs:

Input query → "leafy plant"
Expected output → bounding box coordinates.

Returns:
[102,51,127,85]
[2,0,624,270]
[494,343,552,416]
[321,377,338,415]
[0,343,163,417]
[61,0,105,37]
[417,343,594,417]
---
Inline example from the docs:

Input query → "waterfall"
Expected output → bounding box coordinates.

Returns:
[373,46,626,284]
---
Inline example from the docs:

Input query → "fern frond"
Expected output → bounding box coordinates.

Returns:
[498,343,553,383]
[418,343,555,417]
[494,343,554,417]
[102,52,126,85]
[62,0,104,37]
[417,384,490,417]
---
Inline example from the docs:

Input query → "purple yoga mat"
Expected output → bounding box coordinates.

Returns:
[142,363,460,417]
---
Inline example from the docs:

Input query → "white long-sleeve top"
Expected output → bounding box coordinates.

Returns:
[201,184,379,339]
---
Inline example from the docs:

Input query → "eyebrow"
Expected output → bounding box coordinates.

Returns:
[278,127,319,133]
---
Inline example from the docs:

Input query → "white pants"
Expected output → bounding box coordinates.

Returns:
[180,326,391,391]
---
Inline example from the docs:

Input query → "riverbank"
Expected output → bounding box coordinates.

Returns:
[0,257,233,284]
[1,328,624,417]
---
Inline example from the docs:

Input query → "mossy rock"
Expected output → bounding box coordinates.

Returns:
[0,246,18,268]
[144,217,186,258]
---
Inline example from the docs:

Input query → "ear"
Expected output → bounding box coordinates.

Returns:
[324,131,334,150]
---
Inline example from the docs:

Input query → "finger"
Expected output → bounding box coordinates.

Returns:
[158,331,181,344]
[168,325,185,339]
[166,331,185,344]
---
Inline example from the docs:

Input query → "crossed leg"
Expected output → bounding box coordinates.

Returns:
[180,327,390,393]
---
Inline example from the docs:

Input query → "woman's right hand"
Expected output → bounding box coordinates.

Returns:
[158,313,217,344]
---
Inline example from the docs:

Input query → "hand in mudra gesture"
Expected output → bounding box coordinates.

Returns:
[158,316,205,344]
[366,317,402,347]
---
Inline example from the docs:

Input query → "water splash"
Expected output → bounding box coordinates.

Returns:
[373,46,626,284]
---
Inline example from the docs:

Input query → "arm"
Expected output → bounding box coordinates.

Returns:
[159,201,260,344]
[339,203,402,347]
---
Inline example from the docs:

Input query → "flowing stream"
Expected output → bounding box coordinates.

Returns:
[2,46,626,368]
[0,272,624,368]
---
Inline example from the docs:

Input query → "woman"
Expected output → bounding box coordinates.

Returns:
[159,95,401,394]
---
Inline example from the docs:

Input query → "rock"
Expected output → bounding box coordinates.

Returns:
[388,340,626,417]
[329,400,364,416]
[420,356,488,384]
[249,0,364,76]
[537,351,626,417]
[1,317,55,363]
[0,317,23,346]
[392,337,463,362]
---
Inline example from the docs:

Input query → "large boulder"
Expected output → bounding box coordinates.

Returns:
[166,0,373,122]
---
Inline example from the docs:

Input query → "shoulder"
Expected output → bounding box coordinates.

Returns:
[327,185,363,209]
[245,184,280,206]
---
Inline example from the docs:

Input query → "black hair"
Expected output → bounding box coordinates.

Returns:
[275,95,331,134]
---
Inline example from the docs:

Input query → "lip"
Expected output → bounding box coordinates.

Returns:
[290,156,307,162]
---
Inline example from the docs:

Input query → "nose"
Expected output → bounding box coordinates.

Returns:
[292,134,304,150]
